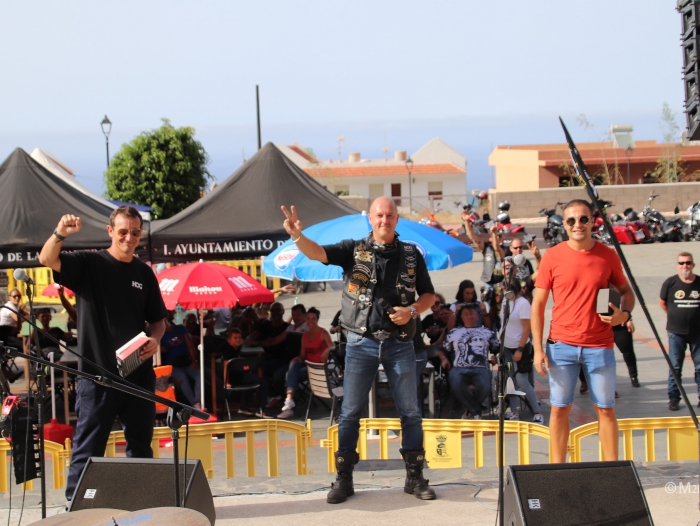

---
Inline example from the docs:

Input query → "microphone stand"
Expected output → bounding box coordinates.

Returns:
[0,307,209,510]
[560,118,700,512]
[24,282,47,519]
[496,258,520,526]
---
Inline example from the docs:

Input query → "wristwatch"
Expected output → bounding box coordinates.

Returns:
[409,306,418,319]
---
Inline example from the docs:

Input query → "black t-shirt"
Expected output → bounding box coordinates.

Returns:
[36,327,67,351]
[660,275,700,336]
[324,239,434,333]
[421,313,446,344]
[256,319,290,360]
[55,250,167,385]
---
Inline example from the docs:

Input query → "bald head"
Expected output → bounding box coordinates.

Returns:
[370,196,398,215]
[369,196,399,243]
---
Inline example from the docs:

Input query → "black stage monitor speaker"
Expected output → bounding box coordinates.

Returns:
[503,461,653,526]
[68,457,215,526]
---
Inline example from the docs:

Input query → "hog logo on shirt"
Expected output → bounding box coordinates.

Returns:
[675,290,686,300]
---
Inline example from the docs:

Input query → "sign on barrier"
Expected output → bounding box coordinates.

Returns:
[424,429,461,468]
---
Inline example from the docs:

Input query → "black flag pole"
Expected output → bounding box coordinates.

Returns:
[559,118,700,497]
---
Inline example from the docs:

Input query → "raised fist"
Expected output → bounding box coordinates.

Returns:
[56,214,82,237]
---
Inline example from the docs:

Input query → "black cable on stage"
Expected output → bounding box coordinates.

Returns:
[560,117,700,508]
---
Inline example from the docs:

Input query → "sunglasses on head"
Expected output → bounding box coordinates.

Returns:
[565,216,590,227]
[678,261,694,266]
[115,228,143,238]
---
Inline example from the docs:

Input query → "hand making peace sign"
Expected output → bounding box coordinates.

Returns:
[281,205,303,240]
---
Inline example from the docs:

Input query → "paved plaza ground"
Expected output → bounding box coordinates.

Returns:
[3,241,700,524]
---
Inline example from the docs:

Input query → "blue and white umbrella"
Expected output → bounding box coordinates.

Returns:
[262,212,473,281]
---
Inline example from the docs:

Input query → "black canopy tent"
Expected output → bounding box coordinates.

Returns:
[0,148,149,268]
[149,142,358,263]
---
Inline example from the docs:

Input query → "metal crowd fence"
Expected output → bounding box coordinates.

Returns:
[2,417,696,490]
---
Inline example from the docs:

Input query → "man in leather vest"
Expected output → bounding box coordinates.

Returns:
[282,197,436,504]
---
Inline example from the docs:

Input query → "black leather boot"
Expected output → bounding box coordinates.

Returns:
[326,451,359,504]
[401,449,436,500]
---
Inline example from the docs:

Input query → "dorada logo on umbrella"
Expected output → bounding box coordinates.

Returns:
[274,246,300,270]
[228,276,254,289]
[159,279,180,294]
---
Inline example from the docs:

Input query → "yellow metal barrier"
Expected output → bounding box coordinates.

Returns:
[105,419,312,482]
[568,416,698,463]
[0,438,68,491]
[320,418,552,472]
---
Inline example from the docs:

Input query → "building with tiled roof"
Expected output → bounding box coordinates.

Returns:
[489,139,700,191]
[278,138,467,213]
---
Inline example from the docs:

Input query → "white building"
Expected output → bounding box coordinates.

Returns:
[277,138,467,213]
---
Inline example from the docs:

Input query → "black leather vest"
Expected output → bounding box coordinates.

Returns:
[339,237,418,341]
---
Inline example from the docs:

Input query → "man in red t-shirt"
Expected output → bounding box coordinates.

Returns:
[532,200,634,463]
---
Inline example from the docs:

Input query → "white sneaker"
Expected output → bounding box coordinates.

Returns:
[461,410,471,420]
[505,411,519,421]
[277,409,294,419]
[533,413,544,424]
[472,413,481,420]
[281,398,295,412]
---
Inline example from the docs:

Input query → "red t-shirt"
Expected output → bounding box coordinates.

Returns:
[535,241,626,348]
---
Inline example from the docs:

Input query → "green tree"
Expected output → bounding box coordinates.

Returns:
[104,119,212,220]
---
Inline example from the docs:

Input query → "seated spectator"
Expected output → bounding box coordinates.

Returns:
[1,288,28,348]
[287,304,309,333]
[161,310,201,410]
[278,307,332,419]
[422,293,447,344]
[254,302,271,320]
[183,313,201,348]
[329,309,346,343]
[31,307,71,358]
[224,329,271,417]
[245,302,290,405]
[451,280,489,328]
[440,304,499,419]
[235,306,260,340]
[212,307,232,333]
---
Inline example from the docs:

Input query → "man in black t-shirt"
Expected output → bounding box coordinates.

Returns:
[31,308,71,358]
[660,251,700,411]
[39,206,167,504]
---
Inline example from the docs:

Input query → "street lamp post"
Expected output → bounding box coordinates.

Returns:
[625,146,633,185]
[405,156,414,212]
[101,115,112,168]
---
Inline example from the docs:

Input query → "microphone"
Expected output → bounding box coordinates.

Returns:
[505,254,527,267]
[377,298,397,314]
[13,268,33,285]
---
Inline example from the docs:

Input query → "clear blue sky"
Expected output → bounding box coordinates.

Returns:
[0,1,684,194]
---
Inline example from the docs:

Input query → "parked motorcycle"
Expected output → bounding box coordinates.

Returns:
[419,212,460,237]
[461,202,491,235]
[495,201,527,236]
[641,193,683,242]
[600,201,654,244]
[540,201,568,246]
[683,201,700,241]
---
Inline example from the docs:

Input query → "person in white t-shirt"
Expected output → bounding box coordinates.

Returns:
[499,267,544,424]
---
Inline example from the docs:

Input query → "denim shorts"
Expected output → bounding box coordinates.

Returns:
[546,340,616,408]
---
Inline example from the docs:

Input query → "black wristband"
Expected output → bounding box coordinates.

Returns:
[53,230,66,241]
[623,310,632,322]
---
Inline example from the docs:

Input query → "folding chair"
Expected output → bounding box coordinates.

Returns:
[223,357,263,420]
[304,360,343,424]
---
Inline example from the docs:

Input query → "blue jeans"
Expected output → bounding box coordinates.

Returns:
[415,349,428,417]
[286,360,309,391]
[172,365,202,405]
[338,332,423,453]
[667,331,700,401]
[448,367,491,415]
[546,341,616,408]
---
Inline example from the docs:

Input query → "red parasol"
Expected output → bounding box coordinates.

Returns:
[41,283,74,298]
[156,262,274,411]
[156,262,274,310]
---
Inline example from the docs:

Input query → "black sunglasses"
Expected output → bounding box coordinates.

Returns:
[565,216,591,227]
[9,294,21,299]
[678,261,694,266]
